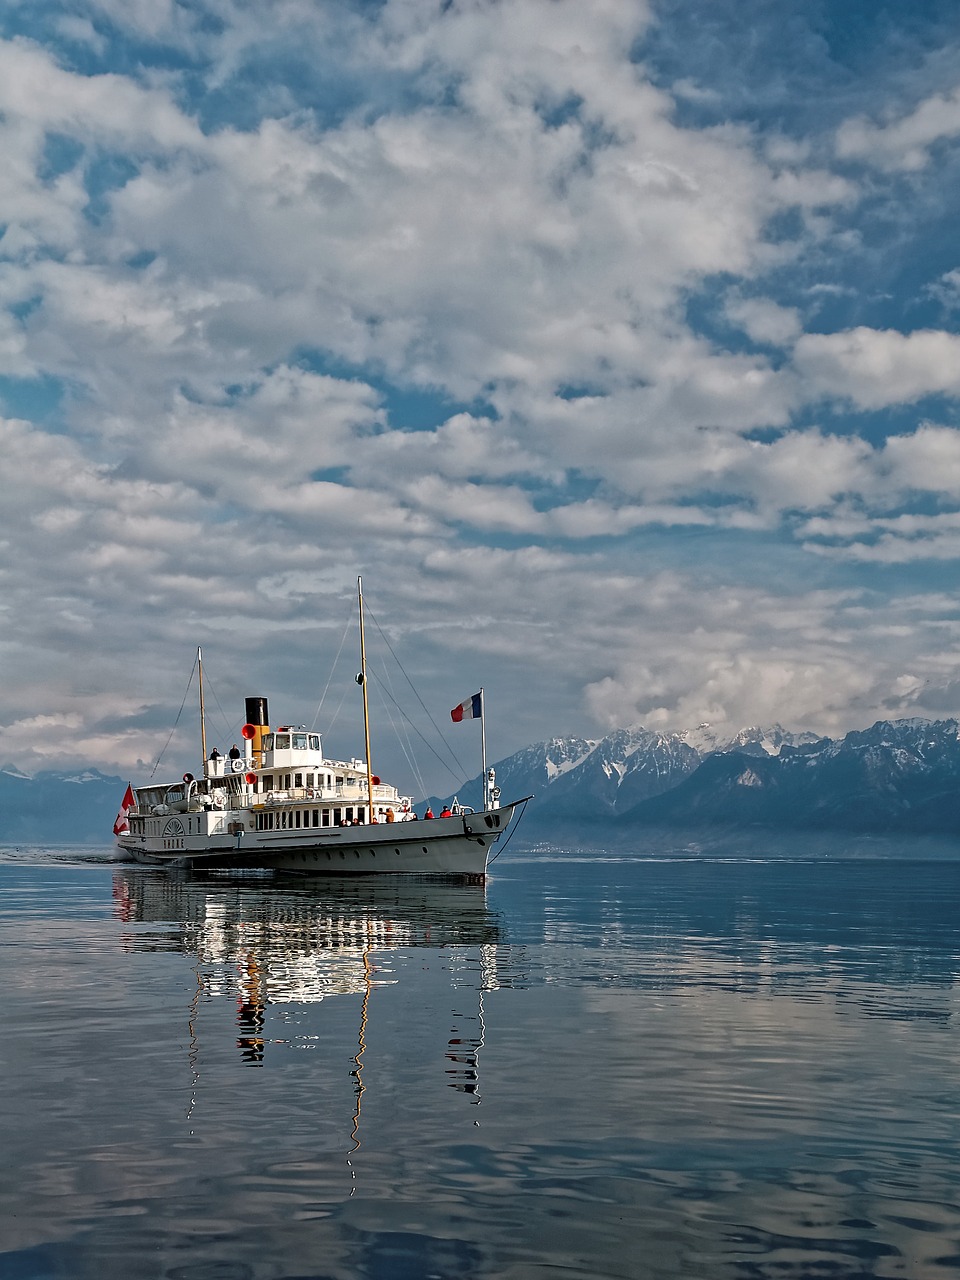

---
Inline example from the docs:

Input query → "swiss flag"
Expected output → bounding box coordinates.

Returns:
[113,783,135,835]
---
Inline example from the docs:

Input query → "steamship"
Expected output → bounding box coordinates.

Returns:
[114,580,529,876]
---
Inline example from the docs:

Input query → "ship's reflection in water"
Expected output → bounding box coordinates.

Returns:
[112,869,514,1120]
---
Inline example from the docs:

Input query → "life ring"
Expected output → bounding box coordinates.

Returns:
[231,758,246,773]
[183,773,194,783]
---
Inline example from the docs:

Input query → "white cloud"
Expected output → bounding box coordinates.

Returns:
[793,327,960,409]
[836,85,960,171]
[724,293,803,347]
[582,580,960,743]
[881,424,960,496]
[0,38,202,151]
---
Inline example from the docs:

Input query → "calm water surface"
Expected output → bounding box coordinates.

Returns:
[3,844,960,1279]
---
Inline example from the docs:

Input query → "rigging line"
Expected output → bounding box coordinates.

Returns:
[365,606,468,781]
[311,602,356,733]
[369,677,427,798]
[368,646,428,797]
[487,797,530,866]
[324,680,351,740]
[365,668,467,790]
[203,667,240,748]
[150,654,198,778]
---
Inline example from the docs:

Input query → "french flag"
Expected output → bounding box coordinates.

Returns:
[113,783,135,835]
[451,692,483,723]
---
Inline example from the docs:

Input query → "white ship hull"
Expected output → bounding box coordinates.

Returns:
[117,799,525,877]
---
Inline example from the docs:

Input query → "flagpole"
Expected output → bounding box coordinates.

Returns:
[480,686,487,810]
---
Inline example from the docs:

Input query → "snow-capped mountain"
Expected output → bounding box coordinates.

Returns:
[0,767,125,844]
[480,722,827,821]
[621,718,960,833]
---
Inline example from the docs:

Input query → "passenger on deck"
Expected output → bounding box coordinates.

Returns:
[209,747,221,761]
[424,807,434,819]
[439,805,452,818]
[228,744,242,760]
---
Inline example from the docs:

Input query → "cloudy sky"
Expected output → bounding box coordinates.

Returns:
[4,0,960,793]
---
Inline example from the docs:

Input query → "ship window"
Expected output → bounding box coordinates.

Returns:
[262,734,274,751]
[283,774,291,788]
[293,733,307,749]
[295,811,301,828]
[295,773,303,788]
[264,775,274,790]
[307,773,314,788]
[309,735,320,751]
[312,809,319,827]
[322,810,330,827]
[275,733,290,749]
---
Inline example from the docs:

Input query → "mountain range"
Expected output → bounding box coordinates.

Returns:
[444,718,960,839]
[3,717,960,845]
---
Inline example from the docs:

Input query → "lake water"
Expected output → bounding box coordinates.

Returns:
[4,842,960,1279]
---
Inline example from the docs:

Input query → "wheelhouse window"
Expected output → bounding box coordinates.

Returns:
[275,733,291,750]
[293,733,308,750]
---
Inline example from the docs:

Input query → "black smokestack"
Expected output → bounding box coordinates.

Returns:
[245,696,269,727]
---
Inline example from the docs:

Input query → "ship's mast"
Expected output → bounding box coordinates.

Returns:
[357,576,375,821]
[198,646,208,772]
